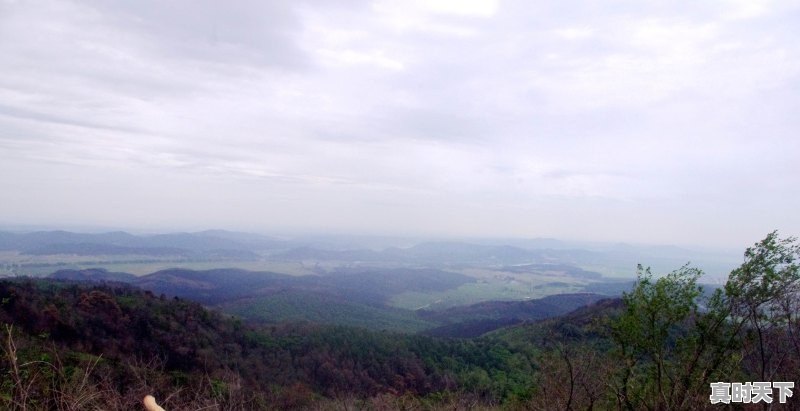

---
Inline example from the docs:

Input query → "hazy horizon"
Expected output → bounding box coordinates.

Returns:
[2,1,799,248]
[0,223,751,254]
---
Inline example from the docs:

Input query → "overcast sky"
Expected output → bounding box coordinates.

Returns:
[1,0,798,248]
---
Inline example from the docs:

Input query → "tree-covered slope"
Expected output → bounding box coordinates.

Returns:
[0,279,537,410]
[218,289,436,332]
[420,293,606,337]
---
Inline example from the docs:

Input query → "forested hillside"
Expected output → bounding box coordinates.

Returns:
[0,279,536,410]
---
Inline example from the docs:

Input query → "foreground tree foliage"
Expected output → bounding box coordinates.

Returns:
[726,232,800,384]
[530,231,800,410]
[1,231,799,410]
[608,265,744,410]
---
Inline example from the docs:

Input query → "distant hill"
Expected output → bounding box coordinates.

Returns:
[23,243,191,257]
[421,293,607,323]
[270,240,721,271]
[420,293,607,338]
[134,268,297,303]
[483,296,626,362]
[0,229,286,259]
[49,268,138,283]
[0,230,138,251]
[272,241,581,266]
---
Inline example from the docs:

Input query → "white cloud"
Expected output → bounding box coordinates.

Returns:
[0,0,799,246]
[316,48,405,70]
[389,0,499,18]
[553,27,594,40]
[721,0,772,20]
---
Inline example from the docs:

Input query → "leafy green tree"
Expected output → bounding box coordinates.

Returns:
[608,231,800,410]
[609,263,745,410]
[611,264,702,409]
[725,230,800,382]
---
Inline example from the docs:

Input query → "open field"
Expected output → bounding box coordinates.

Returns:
[390,279,585,310]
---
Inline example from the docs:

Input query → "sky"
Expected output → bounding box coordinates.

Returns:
[1,0,799,248]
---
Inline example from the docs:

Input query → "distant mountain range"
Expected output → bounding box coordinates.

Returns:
[0,229,287,259]
[1,229,741,278]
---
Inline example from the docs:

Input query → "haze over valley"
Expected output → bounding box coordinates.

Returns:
[1,0,799,409]
[0,228,741,335]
